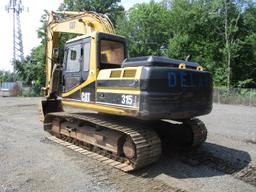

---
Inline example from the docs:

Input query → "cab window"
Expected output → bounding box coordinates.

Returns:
[100,40,124,66]
[66,44,81,72]
[83,42,90,71]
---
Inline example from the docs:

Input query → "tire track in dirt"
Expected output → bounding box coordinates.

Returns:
[45,137,188,192]
[178,149,256,186]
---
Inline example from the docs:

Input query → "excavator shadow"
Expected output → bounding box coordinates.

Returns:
[132,142,251,179]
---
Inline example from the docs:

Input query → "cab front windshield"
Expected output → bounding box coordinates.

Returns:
[100,40,124,66]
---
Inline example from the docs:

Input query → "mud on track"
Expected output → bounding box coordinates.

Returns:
[0,97,256,192]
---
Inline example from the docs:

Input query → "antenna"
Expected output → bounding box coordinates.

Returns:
[6,0,28,64]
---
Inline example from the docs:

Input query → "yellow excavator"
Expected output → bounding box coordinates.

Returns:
[40,11,213,172]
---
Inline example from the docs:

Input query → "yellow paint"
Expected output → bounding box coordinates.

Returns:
[179,63,186,69]
[62,78,95,97]
[62,100,138,116]
[97,66,143,80]
[45,11,116,97]
[62,33,98,97]
[197,66,204,71]
[96,88,140,94]
[45,11,143,116]
[96,86,140,91]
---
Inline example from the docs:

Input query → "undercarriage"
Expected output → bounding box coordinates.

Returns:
[44,112,207,172]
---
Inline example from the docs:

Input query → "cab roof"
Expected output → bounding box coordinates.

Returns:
[66,32,125,44]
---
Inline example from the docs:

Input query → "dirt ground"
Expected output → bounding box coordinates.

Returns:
[0,97,256,192]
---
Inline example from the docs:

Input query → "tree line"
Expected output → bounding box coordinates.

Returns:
[6,0,256,92]
[117,0,256,88]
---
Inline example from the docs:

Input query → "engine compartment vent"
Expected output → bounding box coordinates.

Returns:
[123,69,136,78]
[110,70,122,78]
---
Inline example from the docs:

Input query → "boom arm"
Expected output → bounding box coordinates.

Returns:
[44,11,115,98]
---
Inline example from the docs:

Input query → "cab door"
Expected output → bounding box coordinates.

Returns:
[63,38,90,93]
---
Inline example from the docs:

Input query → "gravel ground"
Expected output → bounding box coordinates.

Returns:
[0,97,256,192]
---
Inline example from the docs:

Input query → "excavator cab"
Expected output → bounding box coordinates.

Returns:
[62,32,127,93]
[40,32,128,119]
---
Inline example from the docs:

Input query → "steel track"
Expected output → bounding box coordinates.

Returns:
[45,112,162,172]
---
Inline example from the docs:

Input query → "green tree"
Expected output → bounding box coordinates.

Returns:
[231,2,256,87]
[0,71,15,82]
[164,0,225,85]
[116,0,172,56]
[58,0,124,25]
[163,0,256,87]
[14,45,45,93]
[14,0,126,95]
[13,0,256,90]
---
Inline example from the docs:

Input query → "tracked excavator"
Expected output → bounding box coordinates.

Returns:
[40,11,213,172]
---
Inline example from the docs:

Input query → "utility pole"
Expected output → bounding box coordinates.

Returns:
[5,0,26,64]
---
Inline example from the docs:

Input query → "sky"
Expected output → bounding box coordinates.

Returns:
[0,0,154,71]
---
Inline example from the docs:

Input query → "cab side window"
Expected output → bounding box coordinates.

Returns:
[66,44,81,72]
[83,42,90,71]
[63,38,91,92]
